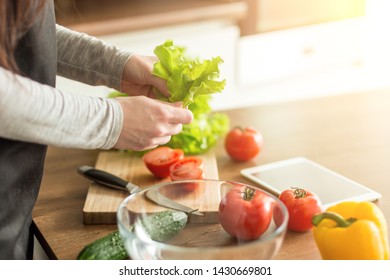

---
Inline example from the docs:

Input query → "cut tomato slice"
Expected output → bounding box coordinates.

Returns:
[169,157,205,191]
[143,147,184,178]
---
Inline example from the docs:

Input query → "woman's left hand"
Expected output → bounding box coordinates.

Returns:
[120,54,169,99]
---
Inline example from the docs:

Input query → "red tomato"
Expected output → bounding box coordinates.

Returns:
[143,147,184,178]
[169,157,205,191]
[279,187,322,232]
[218,184,273,241]
[225,126,263,161]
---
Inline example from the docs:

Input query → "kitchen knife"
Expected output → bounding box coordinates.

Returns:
[78,165,203,216]
[78,165,139,194]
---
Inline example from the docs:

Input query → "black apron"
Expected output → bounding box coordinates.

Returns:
[0,1,56,260]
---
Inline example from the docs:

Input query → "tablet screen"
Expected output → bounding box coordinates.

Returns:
[241,157,381,208]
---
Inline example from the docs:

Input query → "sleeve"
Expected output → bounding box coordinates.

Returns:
[0,66,123,150]
[56,24,132,91]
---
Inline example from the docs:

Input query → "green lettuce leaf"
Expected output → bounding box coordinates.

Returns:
[166,112,229,155]
[107,40,229,155]
[152,40,226,107]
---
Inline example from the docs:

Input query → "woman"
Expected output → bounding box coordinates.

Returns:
[0,0,193,259]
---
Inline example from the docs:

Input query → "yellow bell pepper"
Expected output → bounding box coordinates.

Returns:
[311,201,389,260]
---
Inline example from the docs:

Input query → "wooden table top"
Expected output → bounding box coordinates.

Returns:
[32,89,390,259]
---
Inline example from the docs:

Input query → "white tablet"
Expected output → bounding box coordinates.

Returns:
[240,157,381,209]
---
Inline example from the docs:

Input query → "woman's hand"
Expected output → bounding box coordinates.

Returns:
[120,54,169,99]
[116,53,192,151]
[113,96,193,151]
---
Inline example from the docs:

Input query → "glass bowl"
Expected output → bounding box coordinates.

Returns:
[117,179,288,260]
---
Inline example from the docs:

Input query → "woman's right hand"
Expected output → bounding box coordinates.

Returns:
[113,96,193,151]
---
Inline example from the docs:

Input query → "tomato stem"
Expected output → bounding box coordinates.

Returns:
[292,187,307,199]
[243,187,255,201]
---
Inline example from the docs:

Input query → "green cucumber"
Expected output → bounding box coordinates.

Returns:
[77,230,128,260]
[77,210,187,260]
[140,209,188,242]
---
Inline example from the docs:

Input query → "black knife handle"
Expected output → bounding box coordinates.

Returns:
[78,165,129,191]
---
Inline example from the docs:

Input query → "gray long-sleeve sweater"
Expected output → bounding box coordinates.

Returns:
[0,24,132,149]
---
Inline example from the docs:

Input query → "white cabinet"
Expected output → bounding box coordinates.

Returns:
[237,17,366,86]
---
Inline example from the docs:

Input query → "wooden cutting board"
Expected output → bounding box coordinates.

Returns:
[82,150,219,225]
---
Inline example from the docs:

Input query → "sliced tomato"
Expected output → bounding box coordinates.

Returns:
[169,157,205,191]
[143,147,184,178]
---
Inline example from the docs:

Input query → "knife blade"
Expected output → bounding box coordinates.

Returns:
[78,165,203,216]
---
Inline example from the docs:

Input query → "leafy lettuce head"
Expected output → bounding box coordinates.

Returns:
[152,40,226,107]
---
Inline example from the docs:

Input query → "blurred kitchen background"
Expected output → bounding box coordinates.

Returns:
[54,0,390,111]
